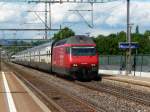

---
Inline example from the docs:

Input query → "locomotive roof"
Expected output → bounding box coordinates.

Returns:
[54,35,95,46]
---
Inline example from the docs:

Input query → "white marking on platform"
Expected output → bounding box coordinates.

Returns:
[12,72,51,112]
[2,72,17,112]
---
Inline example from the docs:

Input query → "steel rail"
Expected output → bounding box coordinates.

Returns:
[103,76,150,88]
[76,81,150,106]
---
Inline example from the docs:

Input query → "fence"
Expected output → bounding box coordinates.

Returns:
[99,54,150,73]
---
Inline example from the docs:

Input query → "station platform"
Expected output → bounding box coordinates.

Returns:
[102,74,150,87]
[99,69,150,78]
[0,71,50,112]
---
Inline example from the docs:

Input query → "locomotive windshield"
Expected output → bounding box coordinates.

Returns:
[71,47,96,56]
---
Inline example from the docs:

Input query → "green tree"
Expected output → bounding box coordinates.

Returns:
[94,30,150,55]
[53,27,75,41]
[144,30,150,37]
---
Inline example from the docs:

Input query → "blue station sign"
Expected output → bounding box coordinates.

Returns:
[119,42,139,49]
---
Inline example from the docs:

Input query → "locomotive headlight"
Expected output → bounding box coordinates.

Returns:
[91,64,96,66]
[73,64,78,67]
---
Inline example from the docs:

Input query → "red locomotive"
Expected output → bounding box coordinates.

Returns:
[12,35,100,80]
[52,35,99,80]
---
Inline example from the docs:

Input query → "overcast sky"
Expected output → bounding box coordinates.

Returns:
[0,0,150,39]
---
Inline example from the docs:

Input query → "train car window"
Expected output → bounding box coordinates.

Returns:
[71,47,96,56]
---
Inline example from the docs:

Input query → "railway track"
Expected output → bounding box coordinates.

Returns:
[75,80,150,106]
[3,62,150,112]
[103,76,150,88]
[3,62,105,112]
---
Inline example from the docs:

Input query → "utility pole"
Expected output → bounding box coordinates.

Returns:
[28,0,54,40]
[127,0,130,42]
[45,2,48,39]
[49,1,52,29]
[91,2,94,28]
[48,1,52,38]
[60,25,63,39]
[126,0,131,75]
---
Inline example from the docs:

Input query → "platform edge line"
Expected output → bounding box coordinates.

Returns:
[2,72,17,112]
[12,72,51,112]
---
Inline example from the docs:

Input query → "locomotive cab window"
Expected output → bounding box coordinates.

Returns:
[71,47,96,56]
